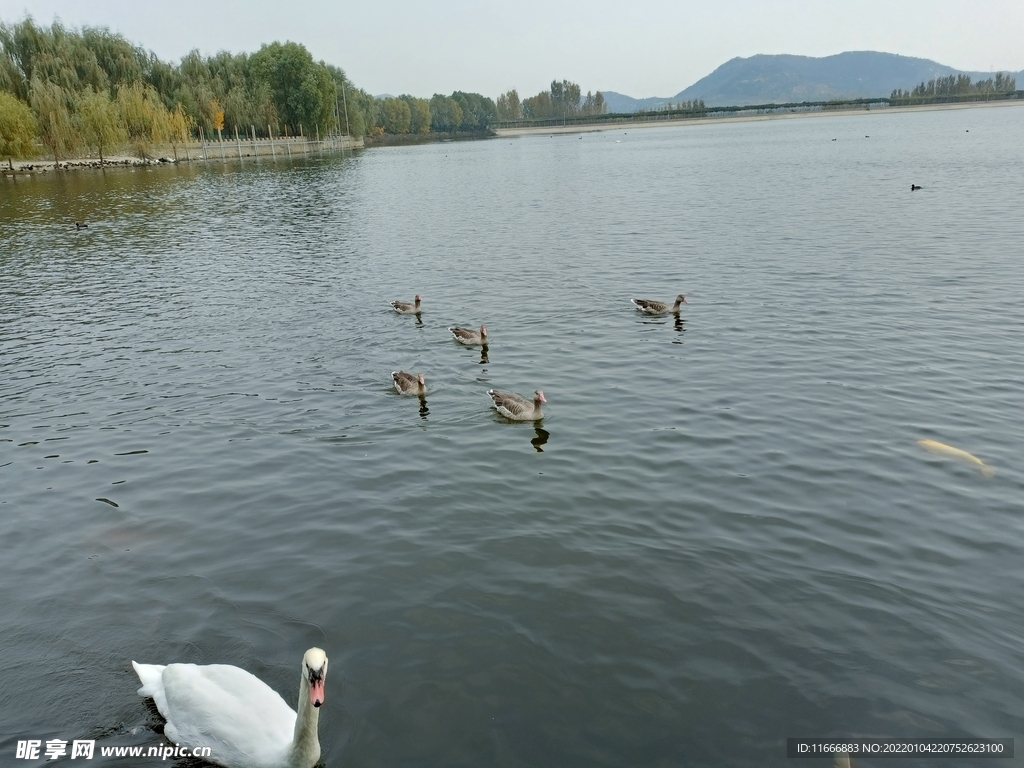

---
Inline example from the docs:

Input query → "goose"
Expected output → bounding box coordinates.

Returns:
[390,295,421,314]
[631,294,688,314]
[132,648,328,768]
[448,325,488,345]
[392,371,426,395]
[488,389,546,421]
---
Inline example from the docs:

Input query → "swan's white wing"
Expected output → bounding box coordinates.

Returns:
[157,663,296,768]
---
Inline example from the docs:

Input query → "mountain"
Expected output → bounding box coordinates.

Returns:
[601,91,675,113]
[603,51,1022,111]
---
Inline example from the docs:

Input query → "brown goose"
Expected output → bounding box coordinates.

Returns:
[390,295,422,314]
[448,325,488,345]
[631,294,688,314]
[392,371,426,395]
[488,389,546,421]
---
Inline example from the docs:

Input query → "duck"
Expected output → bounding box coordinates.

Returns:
[390,295,421,314]
[392,371,426,395]
[448,325,488,345]
[75,222,88,230]
[911,184,921,190]
[631,294,688,314]
[488,389,546,421]
[132,648,328,768]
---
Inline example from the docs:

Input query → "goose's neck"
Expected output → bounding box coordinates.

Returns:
[533,398,544,417]
[672,298,682,311]
[290,679,321,768]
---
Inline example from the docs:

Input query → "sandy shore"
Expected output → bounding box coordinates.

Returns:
[494,99,1024,137]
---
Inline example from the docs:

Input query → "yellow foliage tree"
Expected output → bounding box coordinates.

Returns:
[167,104,195,160]
[117,83,171,159]
[0,91,38,168]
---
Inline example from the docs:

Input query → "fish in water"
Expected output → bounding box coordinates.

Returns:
[917,439,995,477]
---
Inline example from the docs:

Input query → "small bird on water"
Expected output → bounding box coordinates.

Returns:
[631,294,688,314]
[911,184,922,191]
[448,325,488,345]
[488,389,546,421]
[390,295,421,314]
[75,222,88,229]
[391,371,426,395]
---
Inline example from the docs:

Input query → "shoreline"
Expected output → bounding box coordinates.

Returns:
[5,100,1019,174]
[494,99,1024,137]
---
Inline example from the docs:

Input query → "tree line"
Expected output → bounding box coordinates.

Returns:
[0,17,499,164]
[496,80,607,121]
[891,72,1017,100]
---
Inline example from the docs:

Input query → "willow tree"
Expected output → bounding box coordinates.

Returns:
[117,82,170,158]
[78,88,126,162]
[0,90,36,168]
[166,104,194,160]
[29,78,80,163]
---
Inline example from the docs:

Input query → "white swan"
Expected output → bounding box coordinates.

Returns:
[132,648,328,768]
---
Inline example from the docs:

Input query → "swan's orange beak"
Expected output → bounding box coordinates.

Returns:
[310,677,325,708]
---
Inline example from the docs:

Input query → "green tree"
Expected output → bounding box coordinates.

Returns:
[522,91,552,119]
[29,77,80,162]
[78,87,126,162]
[117,82,169,158]
[0,89,36,166]
[400,95,431,133]
[429,94,463,132]
[581,90,606,116]
[381,97,411,134]
[451,91,496,131]
[496,88,521,120]
[249,41,334,135]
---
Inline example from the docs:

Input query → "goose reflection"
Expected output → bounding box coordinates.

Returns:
[418,395,429,419]
[673,315,687,335]
[531,426,550,452]
[478,345,489,364]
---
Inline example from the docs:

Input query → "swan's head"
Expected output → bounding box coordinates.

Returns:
[676,294,688,304]
[534,390,547,403]
[302,648,328,708]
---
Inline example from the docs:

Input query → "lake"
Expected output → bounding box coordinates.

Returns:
[2,104,1023,767]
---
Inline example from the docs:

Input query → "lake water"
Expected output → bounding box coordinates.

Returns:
[2,104,1023,767]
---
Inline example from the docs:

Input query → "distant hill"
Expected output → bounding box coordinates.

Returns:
[602,52,1022,111]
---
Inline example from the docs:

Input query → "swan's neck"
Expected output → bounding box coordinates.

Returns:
[290,680,321,768]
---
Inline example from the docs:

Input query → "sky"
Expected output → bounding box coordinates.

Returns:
[2,0,1023,99]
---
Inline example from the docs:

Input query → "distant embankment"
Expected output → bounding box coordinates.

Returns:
[494,91,1023,134]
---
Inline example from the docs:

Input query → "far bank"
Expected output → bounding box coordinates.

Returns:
[494,98,1024,137]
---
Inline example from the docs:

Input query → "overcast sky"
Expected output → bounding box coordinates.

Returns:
[2,0,1022,98]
